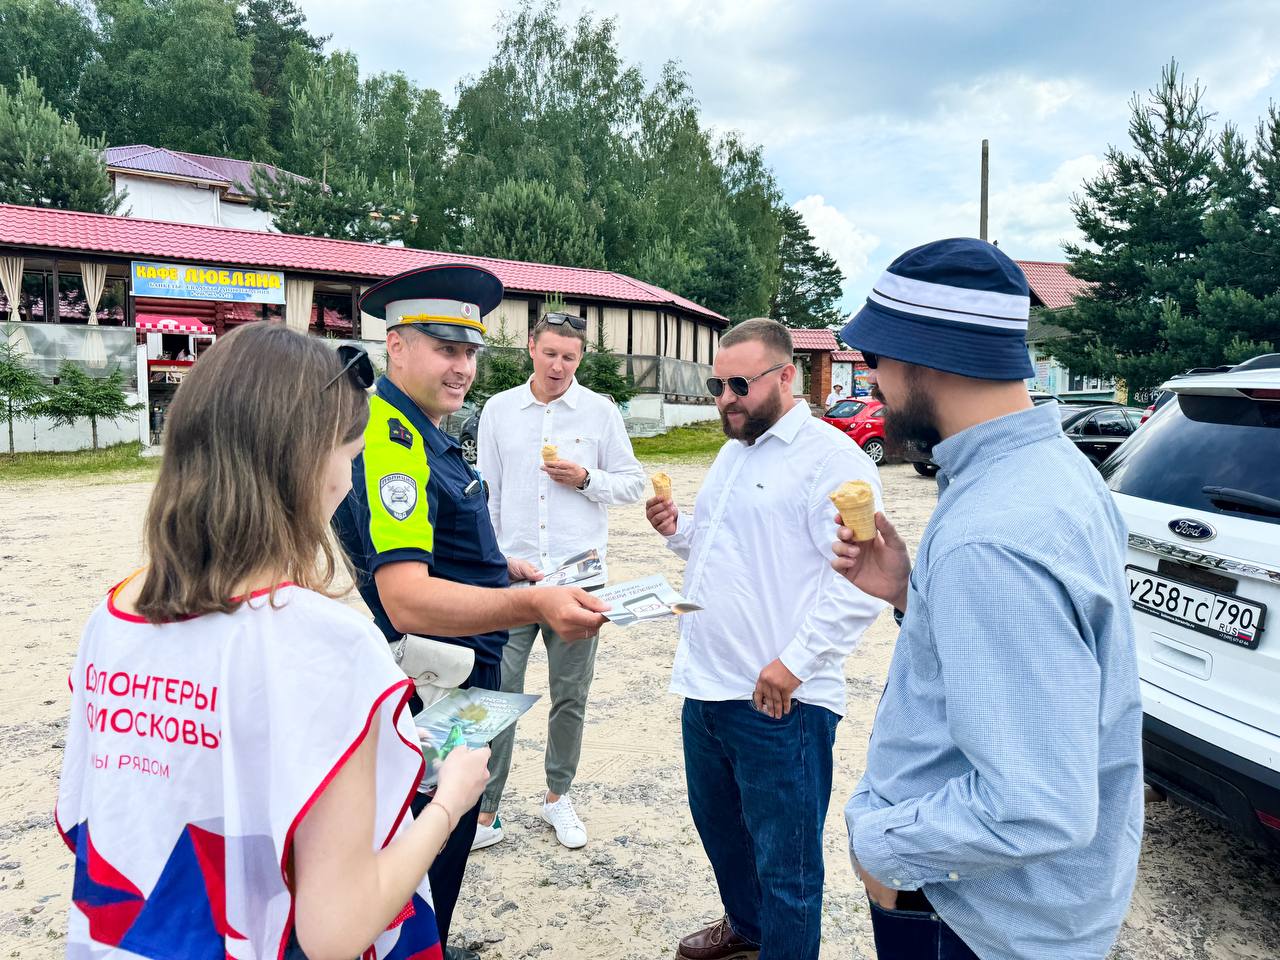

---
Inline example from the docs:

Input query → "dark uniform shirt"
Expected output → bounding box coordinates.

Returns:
[333,375,509,668]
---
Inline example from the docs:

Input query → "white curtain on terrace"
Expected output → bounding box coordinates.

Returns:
[285,278,315,333]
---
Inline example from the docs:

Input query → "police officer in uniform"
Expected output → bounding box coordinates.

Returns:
[333,263,608,959]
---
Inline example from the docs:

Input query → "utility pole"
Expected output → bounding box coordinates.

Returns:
[980,139,989,242]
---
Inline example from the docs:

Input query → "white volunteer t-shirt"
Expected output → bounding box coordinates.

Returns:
[56,580,439,960]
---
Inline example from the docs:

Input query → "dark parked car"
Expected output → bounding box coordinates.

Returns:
[905,399,1138,475]
[442,400,481,463]
[1060,404,1143,465]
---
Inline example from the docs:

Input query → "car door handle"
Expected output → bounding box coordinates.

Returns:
[1151,632,1212,680]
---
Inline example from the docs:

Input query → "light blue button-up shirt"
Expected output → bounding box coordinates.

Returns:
[846,403,1144,960]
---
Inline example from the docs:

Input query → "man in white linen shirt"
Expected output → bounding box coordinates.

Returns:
[645,318,885,960]
[475,311,645,850]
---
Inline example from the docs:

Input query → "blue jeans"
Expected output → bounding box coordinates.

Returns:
[682,698,840,960]
[868,896,980,959]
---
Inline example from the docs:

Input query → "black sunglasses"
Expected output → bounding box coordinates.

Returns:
[543,312,588,331]
[862,350,878,369]
[705,362,787,398]
[321,344,375,393]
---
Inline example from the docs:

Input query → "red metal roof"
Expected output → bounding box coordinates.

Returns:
[0,204,728,323]
[831,350,865,363]
[788,328,839,351]
[1015,260,1092,310]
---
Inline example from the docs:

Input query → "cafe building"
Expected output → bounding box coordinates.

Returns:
[0,202,730,451]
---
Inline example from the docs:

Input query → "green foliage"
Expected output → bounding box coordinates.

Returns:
[771,206,845,329]
[0,0,96,118]
[469,321,532,406]
[282,50,361,184]
[35,361,143,450]
[0,71,122,212]
[78,0,270,158]
[446,0,781,318]
[250,165,412,243]
[1053,60,1279,393]
[0,331,47,453]
[464,178,606,268]
[578,327,636,404]
[234,0,328,157]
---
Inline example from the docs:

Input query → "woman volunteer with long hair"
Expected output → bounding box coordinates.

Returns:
[55,323,490,960]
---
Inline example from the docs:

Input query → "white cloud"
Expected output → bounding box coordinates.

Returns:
[937,154,1103,253]
[791,195,880,290]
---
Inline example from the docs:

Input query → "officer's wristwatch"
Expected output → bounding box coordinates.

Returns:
[577,469,591,490]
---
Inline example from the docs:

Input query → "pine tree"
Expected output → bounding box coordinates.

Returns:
[36,362,142,451]
[464,179,607,269]
[1052,61,1280,391]
[0,331,46,454]
[771,206,845,329]
[0,71,122,213]
[578,327,635,404]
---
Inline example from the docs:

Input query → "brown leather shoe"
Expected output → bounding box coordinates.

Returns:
[675,916,760,960]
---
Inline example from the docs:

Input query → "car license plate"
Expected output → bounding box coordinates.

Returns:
[1126,566,1266,649]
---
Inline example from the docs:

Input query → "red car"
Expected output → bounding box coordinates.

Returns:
[821,398,887,464]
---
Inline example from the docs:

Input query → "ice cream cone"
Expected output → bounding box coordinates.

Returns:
[651,472,672,499]
[829,480,877,542]
[541,444,558,463]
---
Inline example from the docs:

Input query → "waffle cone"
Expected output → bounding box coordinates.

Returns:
[651,472,672,499]
[829,480,876,541]
[541,444,558,463]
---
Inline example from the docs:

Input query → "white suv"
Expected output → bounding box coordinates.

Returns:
[1102,359,1280,852]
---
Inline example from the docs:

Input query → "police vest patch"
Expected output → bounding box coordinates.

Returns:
[388,418,414,449]
[379,473,417,520]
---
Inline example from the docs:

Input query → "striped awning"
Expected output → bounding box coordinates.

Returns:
[136,315,215,335]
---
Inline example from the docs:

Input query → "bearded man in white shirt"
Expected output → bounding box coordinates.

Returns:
[646,318,885,960]
[475,311,645,850]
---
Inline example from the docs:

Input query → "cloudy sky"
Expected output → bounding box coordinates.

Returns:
[300,0,1280,308]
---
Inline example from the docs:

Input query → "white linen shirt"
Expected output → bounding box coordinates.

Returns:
[665,401,886,716]
[478,378,645,579]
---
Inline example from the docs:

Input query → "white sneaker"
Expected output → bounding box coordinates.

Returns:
[540,796,587,849]
[471,816,504,851]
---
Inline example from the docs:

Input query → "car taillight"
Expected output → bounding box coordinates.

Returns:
[1140,404,1154,424]
[1241,388,1280,401]
[1258,809,1280,831]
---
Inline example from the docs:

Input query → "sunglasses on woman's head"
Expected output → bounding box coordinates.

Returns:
[705,362,787,398]
[321,344,376,393]
[543,312,588,331]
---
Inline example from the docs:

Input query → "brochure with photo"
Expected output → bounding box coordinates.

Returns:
[537,547,607,589]
[414,688,540,788]
[595,574,703,627]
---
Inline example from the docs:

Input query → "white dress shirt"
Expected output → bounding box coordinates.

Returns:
[665,401,886,716]
[478,378,645,580]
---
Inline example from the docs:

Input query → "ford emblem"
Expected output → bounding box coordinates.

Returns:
[1169,518,1216,541]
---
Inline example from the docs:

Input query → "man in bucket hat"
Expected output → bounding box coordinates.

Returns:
[831,238,1143,960]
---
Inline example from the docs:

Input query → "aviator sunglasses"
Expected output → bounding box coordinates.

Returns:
[705,362,787,398]
[543,312,588,331]
[321,344,376,393]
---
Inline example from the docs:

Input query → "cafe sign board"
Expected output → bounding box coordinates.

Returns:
[131,261,286,304]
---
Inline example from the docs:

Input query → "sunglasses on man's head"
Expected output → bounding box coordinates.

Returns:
[544,312,588,331]
[321,344,376,393]
[705,362,787,398]
[862,350,878,369]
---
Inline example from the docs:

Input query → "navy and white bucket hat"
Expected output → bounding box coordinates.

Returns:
[840,238,1035,381]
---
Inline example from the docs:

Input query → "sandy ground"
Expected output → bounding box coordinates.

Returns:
[1,460,1278,959]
